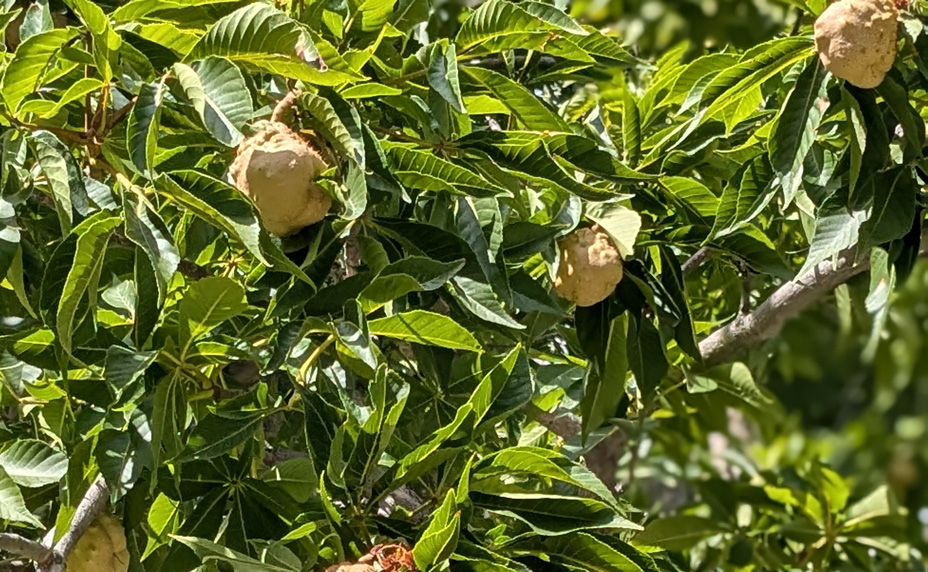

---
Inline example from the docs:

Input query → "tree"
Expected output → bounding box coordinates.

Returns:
[0,0,925,569]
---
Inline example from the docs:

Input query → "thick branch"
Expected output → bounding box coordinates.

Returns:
[699,250,868,367]
[533,228,928,485]
[41,476,109,571]
[0,535,50,562]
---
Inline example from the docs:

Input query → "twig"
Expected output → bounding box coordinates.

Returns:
[271,91,299,124]
[105,97,137,132]
[739,262,752,315]
[0,535,50,562]
[681,246,711,276]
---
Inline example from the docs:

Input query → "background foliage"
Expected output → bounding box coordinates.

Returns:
[0,0,926,569]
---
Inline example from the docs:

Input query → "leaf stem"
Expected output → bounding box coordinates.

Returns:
[298,334,335,385]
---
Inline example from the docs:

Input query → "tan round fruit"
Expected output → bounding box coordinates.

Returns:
[229,120,331,236]
[66,513,129,572]
[814,0,898,89]
[554,227,624,307]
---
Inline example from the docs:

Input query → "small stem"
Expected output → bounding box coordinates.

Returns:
[681,246,711,276]
[298,335,335,385]
[271,91,299,124]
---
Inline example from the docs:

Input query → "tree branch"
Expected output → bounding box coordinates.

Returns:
[699,249,868,367]
[0,535,50,562]
[534,226,928,485]
[38,476,109,572]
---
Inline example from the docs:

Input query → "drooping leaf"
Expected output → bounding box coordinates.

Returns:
[367,310,482,352]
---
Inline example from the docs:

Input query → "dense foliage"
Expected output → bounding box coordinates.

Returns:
[0,0,926,569]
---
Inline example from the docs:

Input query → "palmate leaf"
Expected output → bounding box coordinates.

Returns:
[186,3,361,86]
[350,0,397,32]
[300,90,365,166]
[427,40,466,114]
[17,77,103,118]
[473,492,639,535]
[414,490,461,570]
[633,516,728,551]
[459,132,628,201]
[122,190,179,302]
[659,176,719,223]
[173,535,299,572]
[710,152,773,240]
[798,207,867,277]
[30,130,85,235]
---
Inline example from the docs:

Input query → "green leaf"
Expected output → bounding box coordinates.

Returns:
[0,439,67,487]
[359,256,464,312]
[2,28,78,113]
[105,346,156,394]
[798,207,867,277]
[180,409,271,461]
[710,153,772,239]
[659,177,719,222]
[351,0,397,32]
[17,77,103,118]
[464,66,569,132]
[0,466,41,526]
[427,41,466,114]
[701,37,813,122]
[178,276,247,349]
[57,213,122,353]
[30,130,84,235]
[585,203,641,259]
[340,83,403,99]
[622,90,641,165]
[633,516,728,550]
[186,3,361,86]
[768,58,828,205]
[157,171,312,282]
[455,0,554,53]
[122,190,179,301]
[300,90,364,166]
[368,310,481,351]
[512,532,650,570]
[172,535,299,572]
[414,490,461,570]
[384,143,506,196]
[580,313,628,436]
[173,57,253,147]
[127,79,166,178]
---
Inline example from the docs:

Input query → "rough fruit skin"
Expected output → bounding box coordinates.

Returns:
[229,120,331,236]
[814,0,898,89]
[66,513,129,572]
[554,227,624,307]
